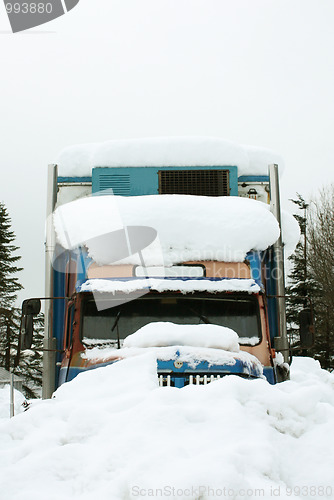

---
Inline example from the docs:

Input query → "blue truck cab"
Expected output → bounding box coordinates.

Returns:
[37,138,291,397]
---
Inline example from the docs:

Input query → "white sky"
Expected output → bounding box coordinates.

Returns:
[0,0,333,304]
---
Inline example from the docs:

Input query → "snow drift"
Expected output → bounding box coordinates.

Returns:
[0,357,333,500]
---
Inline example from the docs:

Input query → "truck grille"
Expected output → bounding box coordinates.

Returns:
[158,169,230,196]
[158,374,222,387]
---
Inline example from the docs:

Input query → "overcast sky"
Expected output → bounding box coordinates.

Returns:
[0,0,333,304]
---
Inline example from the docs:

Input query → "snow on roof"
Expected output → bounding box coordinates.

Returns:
[79,277,261,294]
[56,136,285,177]
[53,194,288,265]
[122,322,240,351]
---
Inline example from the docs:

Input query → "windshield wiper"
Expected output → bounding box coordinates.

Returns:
[111,310,122,349]
[186,306,211,324]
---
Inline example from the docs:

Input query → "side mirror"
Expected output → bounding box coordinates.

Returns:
[22,299,41,316]
[299,308,315,349]
[21,299,41,350]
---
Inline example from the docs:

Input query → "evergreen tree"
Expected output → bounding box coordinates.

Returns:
[0,201,43,397]
[286,189,334,370]
[286,194,314,349]
[0,202,23,371]
[0,202,23,308]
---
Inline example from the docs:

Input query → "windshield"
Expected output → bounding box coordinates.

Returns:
[81,293,261,346]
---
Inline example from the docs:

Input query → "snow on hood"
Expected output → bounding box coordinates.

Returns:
[56,136,285,177]
[82,344,262,372]
[1,356,334,500]
[54,194,289,265]
[122,322,240,351]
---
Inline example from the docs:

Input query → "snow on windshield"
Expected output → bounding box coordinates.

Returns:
[122,322,240,351]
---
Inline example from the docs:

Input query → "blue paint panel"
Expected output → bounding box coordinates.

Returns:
[228,167,239,196]
[157,358,263,379]
[61,356,265,388]
[263,366,276,384]
[263,250,279,342]
[52,268,66,387]
[246,251,264,289]
[238,176,269,182]
[58,176,92,183]
[92,166,239,197]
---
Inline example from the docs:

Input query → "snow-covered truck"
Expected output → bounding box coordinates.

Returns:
[21,137,314,398]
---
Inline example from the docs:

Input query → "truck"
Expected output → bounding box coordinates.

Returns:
[20,137,314,398]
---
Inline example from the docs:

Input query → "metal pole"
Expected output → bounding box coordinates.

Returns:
[269,164,289,364]
[42,164,58,399]
[10,371,14,418]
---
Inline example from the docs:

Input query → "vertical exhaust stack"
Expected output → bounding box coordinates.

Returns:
[269,164,289,367]
[42,165,58,399]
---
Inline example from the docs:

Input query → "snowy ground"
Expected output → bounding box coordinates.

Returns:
[0,357,333,500]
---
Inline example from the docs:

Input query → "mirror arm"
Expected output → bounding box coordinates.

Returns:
[14,314,24,368]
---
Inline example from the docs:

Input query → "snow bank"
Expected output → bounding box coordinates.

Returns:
[0,357,333,500]
[54,194,283,265]
[57,136,285,177]
[123,322,240,351]
[80,277,261,294]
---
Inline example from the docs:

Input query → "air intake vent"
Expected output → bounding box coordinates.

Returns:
[159,169,230,196]
[95,174,131,195]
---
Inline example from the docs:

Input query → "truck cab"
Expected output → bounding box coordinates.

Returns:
[24,138,302,397]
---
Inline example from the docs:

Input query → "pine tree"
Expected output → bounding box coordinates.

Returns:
[0,202,43,397]
[0,202,23,308]
[0,202,23,372]
[286,194,314,350]
[286,189,334,370]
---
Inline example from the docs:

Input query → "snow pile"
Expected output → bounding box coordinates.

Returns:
[123,322,240,351]
[80,277,261,294]
[82,322,261,371]
[54,194,287,265]
[56,136,285,177]
[0,357,334,500]
[0,386,25,420]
